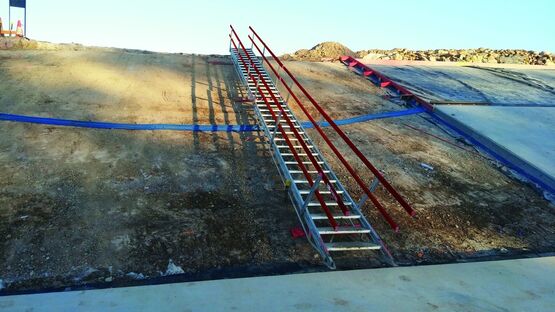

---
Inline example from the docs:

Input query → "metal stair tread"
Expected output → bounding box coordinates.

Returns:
[266,120,299,124]
[285,161,325,165]
[273,137,305,141]
[294,179,337,184]
[299,190,343,195]
[310,213,360,220]
[318,227,371,234]
[276,145,313,149]
[279,131,305,135]
[307,201,353,207]
[266,125,302,129]
[261,114,293,117]
[281,153,319,157]
[325,242,381,251]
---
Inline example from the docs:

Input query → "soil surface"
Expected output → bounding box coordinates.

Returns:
[0,47,554,292]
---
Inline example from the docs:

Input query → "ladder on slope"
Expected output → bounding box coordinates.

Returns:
[229,32,391,269]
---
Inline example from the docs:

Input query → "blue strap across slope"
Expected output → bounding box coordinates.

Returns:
[0,107,424,132]
[0,113,257,132]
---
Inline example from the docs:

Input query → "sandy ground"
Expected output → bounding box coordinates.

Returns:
[0,48,554,292]
[0,50,321,291]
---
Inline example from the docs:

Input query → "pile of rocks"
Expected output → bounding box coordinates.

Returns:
[282,42,554,65]
[356,48,554,65]
[281,42,356,62]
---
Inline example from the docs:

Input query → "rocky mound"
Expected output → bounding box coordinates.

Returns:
[283,42,554,65]
[357,48,554,65]
[282,42,356,62]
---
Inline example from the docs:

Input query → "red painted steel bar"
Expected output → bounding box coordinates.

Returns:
[248,36,399,231]
[231,26,351,218]
[249,26,416,219]
[229,34,340,229]
[249,37,399,231]
[340,56,435,112]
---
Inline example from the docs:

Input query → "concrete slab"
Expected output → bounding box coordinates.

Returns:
[357,62,555,193]
[436,105,555,191]
[1,257,554,311]
[369,65,555,106]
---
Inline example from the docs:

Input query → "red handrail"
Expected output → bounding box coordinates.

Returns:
[340,56,434,112]
[247,37,399,231]
[249,26,415,217]
[230,29,342,228]
[231,26,350,217]
[249,26,416,228]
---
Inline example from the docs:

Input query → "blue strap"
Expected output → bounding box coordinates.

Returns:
[0,107,424,132]
[0,113,258,132]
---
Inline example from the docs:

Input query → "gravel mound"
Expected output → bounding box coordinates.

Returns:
[283,42,554,65]
[357,48,555,65]
[282,42,356,61]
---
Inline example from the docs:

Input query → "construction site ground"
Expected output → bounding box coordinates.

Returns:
[0,47,554,292]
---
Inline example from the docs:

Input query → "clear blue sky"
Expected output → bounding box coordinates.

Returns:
[2,0,554,54]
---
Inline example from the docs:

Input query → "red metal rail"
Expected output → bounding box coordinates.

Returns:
[339,56,434,112]
[248,38,398,231]
[248,26,417,230]
[230,30,344,229]
[231,26,351,217]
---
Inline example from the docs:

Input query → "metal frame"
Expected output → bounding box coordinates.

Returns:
[230,26,397,268]
[230,48,336,267]
[248,27,416,230]
[339,56,434,112]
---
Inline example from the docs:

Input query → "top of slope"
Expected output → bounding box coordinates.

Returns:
[283,41,356,61]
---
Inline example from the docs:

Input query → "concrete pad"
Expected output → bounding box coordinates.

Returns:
[436,106,555,192]
[1,257,554,311]
[357,63,555,193]
[369,65,555,105]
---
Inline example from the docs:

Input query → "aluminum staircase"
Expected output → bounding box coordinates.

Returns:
[229,27,394,269]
